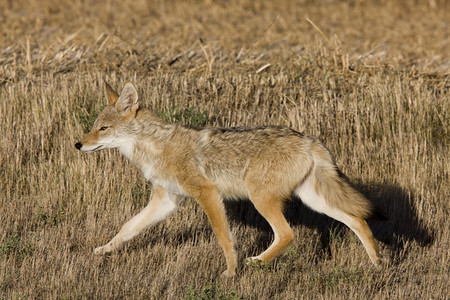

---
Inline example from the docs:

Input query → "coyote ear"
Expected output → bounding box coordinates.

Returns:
[116,82,139,116]
[104,81,119,106]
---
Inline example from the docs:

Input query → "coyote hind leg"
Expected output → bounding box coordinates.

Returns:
[295,179,384,266]
[246,192,294,263]
[94,185,181,254]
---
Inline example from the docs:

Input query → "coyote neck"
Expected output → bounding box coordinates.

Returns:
[121,109,193,179]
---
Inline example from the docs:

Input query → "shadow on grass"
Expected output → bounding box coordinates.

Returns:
[224,181,434,264]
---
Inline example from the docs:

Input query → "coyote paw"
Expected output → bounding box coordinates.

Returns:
[221,268,236,277]
[372,253,388,268]
[244,256,265,266]
[93,244,112,255]
[93,246,105,255]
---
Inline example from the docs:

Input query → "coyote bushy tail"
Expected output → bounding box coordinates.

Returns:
[310,139,386,220]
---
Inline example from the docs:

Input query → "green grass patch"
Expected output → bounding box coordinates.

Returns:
[185,283,242,300]
[160,106,208,128]
[0,233,34,259]
[34,207,66,227]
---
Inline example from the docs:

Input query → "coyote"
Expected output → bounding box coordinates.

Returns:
[75,82,385,276]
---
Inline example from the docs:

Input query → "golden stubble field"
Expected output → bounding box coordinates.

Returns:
[0,0,449,299]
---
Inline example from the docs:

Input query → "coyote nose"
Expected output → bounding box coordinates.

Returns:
[75,142,82,150]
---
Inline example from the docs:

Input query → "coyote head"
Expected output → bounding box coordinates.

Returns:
[75,82,140,154]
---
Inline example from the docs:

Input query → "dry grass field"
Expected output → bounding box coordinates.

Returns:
[1,0,449,298]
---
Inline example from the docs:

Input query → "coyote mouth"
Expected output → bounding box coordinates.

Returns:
[83,145,104,153]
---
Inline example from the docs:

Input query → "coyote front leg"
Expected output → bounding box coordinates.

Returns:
[185,184,237,277]
[94,185,181,254]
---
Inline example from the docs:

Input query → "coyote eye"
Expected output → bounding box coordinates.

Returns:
[99,126,109,131]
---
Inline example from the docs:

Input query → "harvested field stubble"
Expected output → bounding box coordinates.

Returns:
[0,0,449,299]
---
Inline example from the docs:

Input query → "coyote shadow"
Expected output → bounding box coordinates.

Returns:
[225,181,434,263]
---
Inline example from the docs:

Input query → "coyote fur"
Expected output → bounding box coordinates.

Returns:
[75,82,385,276]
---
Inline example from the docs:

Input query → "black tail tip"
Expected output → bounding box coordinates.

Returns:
[75,142,82,150]
[369,206,389,221]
